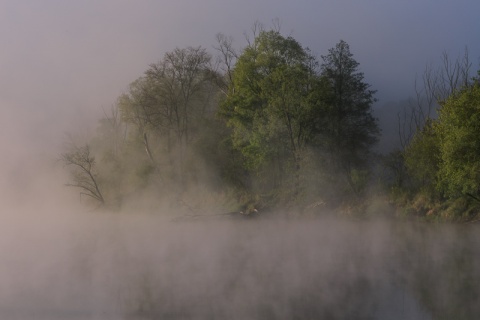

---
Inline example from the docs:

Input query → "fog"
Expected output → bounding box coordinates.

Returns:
[2,1,480,319]
[2,208,480,319]
[2,112,480,318]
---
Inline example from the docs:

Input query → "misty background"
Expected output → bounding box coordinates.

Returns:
[1,1,480,319]
[2,1,480,165]
[2,0,479,211]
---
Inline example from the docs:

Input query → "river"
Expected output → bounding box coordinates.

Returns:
[0,213,478,319]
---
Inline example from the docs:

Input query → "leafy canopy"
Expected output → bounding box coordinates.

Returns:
[435,84,480,197]
[221,30,319,170]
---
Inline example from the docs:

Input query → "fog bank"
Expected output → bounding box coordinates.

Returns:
[1,206,479,319]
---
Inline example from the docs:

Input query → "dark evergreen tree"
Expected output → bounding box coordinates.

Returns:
[319,40,380,194]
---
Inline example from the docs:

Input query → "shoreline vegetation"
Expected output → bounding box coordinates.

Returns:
[61,25,480,223]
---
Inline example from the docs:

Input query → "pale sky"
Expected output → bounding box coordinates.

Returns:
[1,0,479,200]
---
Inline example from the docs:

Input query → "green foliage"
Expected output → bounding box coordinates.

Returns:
[317,40,379,195]
[220,30,322,201]
[221,30,317,159]
[381,149,408,190]
[435,84,480,198]
[400,80,480,219]
[404,120,440,197]
[319,41,378,155]
[218,33,380,209]
[62,31,380,215]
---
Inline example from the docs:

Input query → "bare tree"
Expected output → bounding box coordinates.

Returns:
[214,33,238,95]
[145,46,214,148]
[244,20,264,48]
[398,47,473,149]
[271,17,282,33]
[118,47,218,188]
[61,143,104,204]
[214,20,284,96]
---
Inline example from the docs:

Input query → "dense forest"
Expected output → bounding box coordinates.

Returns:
[61,26,480,221]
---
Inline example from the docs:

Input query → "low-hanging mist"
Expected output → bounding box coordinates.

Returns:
[1,204,479,319]
[2,53,479,320]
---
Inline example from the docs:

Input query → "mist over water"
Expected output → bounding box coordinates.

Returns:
[1,67,478,320]
[1,204,479,319]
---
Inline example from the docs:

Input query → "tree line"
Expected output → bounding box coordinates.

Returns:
[61,26,480,220]
[387,49,480,221]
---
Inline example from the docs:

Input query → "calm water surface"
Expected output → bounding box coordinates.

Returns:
[1,215,479,319]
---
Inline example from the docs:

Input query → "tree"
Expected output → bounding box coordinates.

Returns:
[400,69,480,218]
[435,83,480,198]
[220,30,320,200]
[390,48,476,212]
[117,77,159,165]
[398,48,473,149]
[118,46,219,188]
[403,119,440,197]
[214,33,238,96]
[144,46,216,148]
[61,143,104,204]
[319,40,379,194]
[97,105,127,160]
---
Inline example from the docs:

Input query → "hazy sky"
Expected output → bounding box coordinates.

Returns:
[1,0,479,198]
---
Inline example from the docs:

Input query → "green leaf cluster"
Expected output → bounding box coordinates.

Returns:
[436,84,480,197]
[221,32,379,204]
[403,82,480,217]
[221,31,318,169]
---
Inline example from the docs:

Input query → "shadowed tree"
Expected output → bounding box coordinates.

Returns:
[117,77,159,165]
[118,47,218,188]
[319,40,379,194]
[144,46,215,149]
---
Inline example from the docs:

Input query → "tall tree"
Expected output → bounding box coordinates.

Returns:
[220,30,320,200]
[117,77,159,165]
[119,47,218,188]
[145,47,215,149]
[319,40,379,194]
